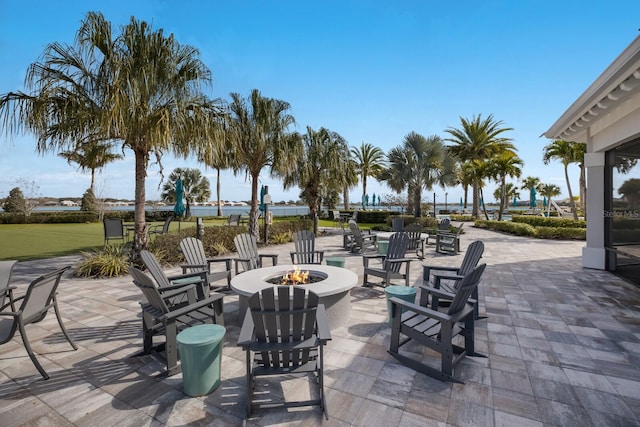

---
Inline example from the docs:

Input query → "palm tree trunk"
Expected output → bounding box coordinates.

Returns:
[498,176,506,221]
[564,164,578,220]
[250,172,260,239]
[216,168,222,217]
[414,187,422,217]
[362,176,367,211]
[472,180,480,217]
[132,150,148,257]
[343,187,350,210]
[90,169,96,193]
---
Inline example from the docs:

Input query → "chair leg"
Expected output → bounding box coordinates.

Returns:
[319,344,328,420]
[165,321,179,376]
[18,321,49,380]
[53,298,78,350]
[246,349,252,418]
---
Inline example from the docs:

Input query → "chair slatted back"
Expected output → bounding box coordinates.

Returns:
[404,223,422,250]
[248,286,319,369]
[159,217,172,233]
[383,232,410,273]
[0,260,16,309]
[292,230,317,264]
[348,220,364,244]
[447,263,486,315]
[458,241,484,277]
[227,214,241,226]
[234,233,260,271]
[391,217,404,232]
[103,218,125,241]
[140,250,172,288]
[130,267,170,314]
[18,266,70,325]
[438,218,451,231]
[180,237,207,267]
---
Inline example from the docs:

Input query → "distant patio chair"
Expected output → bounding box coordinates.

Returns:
[290,230,324,264]
[435,223,464,254]
[404,223,424,258]
[179,237,232,292]
[388,263,486,383]
[233,233,278,274]
[226,214,241,226]
[0,260,17,311]
[0,266,77,380]
[103,218,126,247]
[148,217,172,240]
[362,231,412,287]
[130,267,224,376]
[238,286,330,419]
[391,217,404,232]
[348,220,377,253]
[437,218,451,232]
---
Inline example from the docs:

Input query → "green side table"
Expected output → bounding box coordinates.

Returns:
[177,324,226,396]
[377,240,389,255]
[325,256,345,268]
[385,285,417,327]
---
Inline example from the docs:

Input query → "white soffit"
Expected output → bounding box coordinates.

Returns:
[543,35,640,142]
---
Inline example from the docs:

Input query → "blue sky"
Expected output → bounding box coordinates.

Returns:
[1,1,639,205]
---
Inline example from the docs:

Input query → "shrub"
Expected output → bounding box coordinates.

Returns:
[511,215,586,228]
[535,226,586,240]
[475,220,537,237]
[475,219,586,240]
[75,246,130,278]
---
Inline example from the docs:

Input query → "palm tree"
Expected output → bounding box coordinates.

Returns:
[341,158,359,211]
[0,12,224,255]
[226,89,302,239]
[58,140,123,193]
[161,168,211,219]
[283,126,350,234]
[445,114,514,217]
[543,140,580,220]
[457,162,475,211]
[351,142,385,210]
[380,132,455,217]
[487,151,523,220]
[493,182,520,212]
[520,176,541,210]
[538,183,561,217]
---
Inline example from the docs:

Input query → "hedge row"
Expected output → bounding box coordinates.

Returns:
[511,215,586,228]
[475,220,586,240]
[0,210,182,224]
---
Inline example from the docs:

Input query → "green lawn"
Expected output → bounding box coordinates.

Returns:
[0,218,343,261]
[0,221,194,261]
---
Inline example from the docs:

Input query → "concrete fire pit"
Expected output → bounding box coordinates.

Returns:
[231,264,358,329]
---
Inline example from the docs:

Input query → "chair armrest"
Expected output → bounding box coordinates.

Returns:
[207,257,233,269]
[362,254,385,267]
[432,272,464,287]
[417,284,457,300]
[168,271,207,283]
[164,293,224,320]
[259,254,278,266]
[159,284,198,303]
[315,304,331,342]
[180,263,208,274]
[389,296,453,322]
[237,308,255,347]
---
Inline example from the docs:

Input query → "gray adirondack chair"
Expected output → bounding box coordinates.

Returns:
[435,223,464,254]
[179,237,232,292]
[388,263,486,383]
[290,230,324,264]
[148,217,172,239]
[423,240,485,319]
[404,223,425,258]
[391,217,404,232]
[238,286,331,419]
[130,267,224,376]
[139,250,209,301]
[0,266,77,380]
[348,220,377,253]
[362,232,412,287]
[233,233,278,274]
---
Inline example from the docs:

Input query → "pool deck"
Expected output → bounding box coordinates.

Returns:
[1,225,640,426]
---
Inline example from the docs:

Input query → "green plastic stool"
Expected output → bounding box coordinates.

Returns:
[177,324,226,396]
[325,256,345,268]
[377,240,389,255]
[385,285,417,327]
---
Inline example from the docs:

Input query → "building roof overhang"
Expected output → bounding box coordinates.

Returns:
[543,35,640,143]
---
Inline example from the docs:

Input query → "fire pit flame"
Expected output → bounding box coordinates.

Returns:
[281,266,309,285]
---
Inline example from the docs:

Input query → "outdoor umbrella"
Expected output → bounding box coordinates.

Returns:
[530,187,537,209]
[365,194,369,207]
[542,196,547,208]
[173,178,186,230]
[372,193,376,207]
[460,197,463,211]
[512,195,518,206]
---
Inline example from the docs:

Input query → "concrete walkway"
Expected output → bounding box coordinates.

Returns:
[1,225,640,426]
